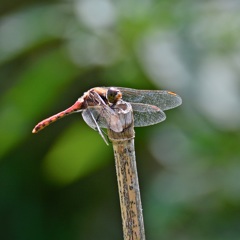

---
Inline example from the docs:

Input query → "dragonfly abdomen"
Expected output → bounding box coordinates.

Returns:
[32,100,83,133]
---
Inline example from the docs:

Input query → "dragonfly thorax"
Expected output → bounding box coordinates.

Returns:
[106,87,122,104]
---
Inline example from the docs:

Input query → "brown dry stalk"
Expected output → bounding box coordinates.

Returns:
[108,101,145,240]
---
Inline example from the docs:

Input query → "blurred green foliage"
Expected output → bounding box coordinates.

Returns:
[1,0,240,239]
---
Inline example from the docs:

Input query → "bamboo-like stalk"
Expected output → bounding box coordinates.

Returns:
[108,102,145,240]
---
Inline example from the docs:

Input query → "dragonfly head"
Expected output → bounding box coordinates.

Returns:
[107,87,122,104]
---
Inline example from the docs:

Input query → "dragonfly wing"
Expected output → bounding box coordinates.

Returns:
[131,103,166,127]
[82,109,109,145]
[115,87,182,111]
[82,106,123,132]
[82,109,105,130]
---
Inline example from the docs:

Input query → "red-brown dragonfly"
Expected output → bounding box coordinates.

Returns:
[32,87,182,144]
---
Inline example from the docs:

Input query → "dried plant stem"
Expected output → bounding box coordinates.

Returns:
[108,102,145,240]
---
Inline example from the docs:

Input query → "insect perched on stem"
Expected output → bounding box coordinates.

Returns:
[32,86,182,239]
[32,86,182,144]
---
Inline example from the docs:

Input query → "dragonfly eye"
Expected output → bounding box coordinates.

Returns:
[107,87,122,104]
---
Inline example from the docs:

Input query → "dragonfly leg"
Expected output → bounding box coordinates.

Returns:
[86,105,109,145]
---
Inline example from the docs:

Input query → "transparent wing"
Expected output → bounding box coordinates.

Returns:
[104,87,182,111]
[82,106,123,132]
[82,108,107,129]
[131,103,166,127]
[82,108,109,145]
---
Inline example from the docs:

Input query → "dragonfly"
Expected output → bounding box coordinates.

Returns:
[32,87,182,144]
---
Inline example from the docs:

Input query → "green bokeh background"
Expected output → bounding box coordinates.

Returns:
[1,0,240,239]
